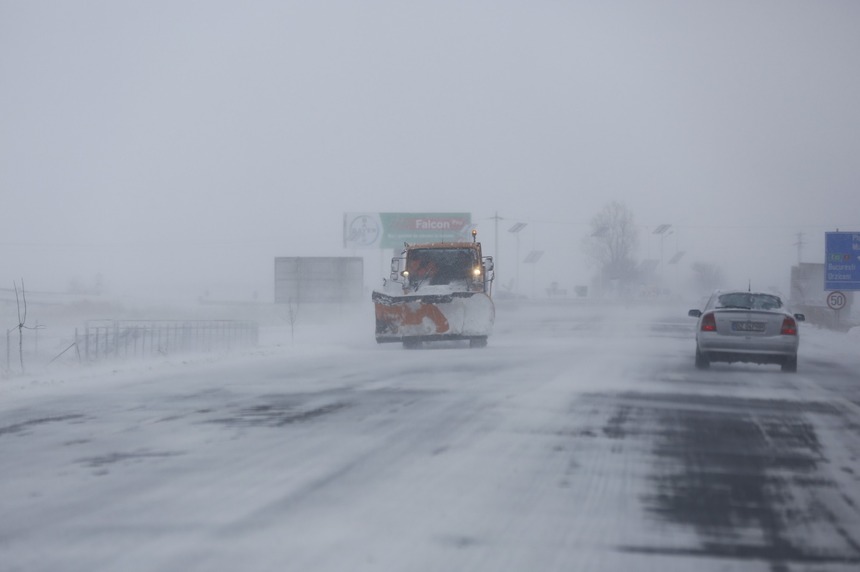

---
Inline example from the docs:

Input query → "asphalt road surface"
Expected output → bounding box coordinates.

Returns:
[2,301,859,572]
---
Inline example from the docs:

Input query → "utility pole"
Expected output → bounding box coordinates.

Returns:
[794,232,805,265]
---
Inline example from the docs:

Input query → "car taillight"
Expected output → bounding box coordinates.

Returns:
[781,317,797,336]
[701,313,716,332]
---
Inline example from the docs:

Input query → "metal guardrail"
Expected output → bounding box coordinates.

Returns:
[77,320,258,362]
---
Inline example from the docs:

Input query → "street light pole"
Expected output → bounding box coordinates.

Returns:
[489,211,503,286]
[653,224,672,293]
[508,222,527,294]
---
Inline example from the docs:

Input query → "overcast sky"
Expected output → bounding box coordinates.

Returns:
[2,0,858,303]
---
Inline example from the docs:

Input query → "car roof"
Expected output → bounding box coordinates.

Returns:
[711,289,781,297]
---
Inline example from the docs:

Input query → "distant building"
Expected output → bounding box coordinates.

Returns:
[790,263,854,328]
[791,263,827,308]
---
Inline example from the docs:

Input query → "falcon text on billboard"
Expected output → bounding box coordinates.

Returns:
[344,213,472,249]
[416,219,454,230]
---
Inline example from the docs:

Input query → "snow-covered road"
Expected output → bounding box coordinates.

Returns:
[2,301,859,571]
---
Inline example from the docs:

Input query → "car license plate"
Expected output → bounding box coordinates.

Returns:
[732,321,766,333]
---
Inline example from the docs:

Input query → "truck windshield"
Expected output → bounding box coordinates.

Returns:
[407,249,475,285]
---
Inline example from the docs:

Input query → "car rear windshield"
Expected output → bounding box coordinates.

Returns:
[715,293,783,310]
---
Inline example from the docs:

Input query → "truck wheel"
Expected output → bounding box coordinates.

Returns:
[402,339,422,349]
[470,336,488,349]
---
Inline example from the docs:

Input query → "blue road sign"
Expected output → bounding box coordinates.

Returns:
[824,232,860,291]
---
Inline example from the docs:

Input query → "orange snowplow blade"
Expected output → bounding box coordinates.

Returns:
[372,291,494,344]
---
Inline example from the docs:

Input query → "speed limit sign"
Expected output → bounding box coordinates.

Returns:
[827,291,847,310]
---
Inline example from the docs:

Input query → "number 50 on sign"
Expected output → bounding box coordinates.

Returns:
[827,291,846,311]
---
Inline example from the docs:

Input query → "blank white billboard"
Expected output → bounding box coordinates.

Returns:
[274,257,364,304]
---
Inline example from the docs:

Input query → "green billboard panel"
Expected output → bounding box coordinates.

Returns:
[344,213,472,249]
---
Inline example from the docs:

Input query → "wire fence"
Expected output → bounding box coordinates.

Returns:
[77,320,259,362]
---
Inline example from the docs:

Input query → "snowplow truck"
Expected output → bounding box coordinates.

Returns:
[372,231,495,348]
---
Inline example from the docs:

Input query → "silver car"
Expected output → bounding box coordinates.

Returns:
[688,290,806,372]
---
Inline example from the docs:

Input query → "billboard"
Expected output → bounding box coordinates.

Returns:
[824,232,860,291]
[274,257,363,304]
[343,213,472,249]
[791,263,827,306]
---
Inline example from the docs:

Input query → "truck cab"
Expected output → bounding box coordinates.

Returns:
[372,235,495,348]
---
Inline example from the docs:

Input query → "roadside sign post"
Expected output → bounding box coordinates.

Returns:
[827,290,847,328]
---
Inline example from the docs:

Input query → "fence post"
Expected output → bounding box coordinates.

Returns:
[74,319,259,363]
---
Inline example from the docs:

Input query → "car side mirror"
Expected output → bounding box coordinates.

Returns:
[794,313,806,322]
[688,309,702,318]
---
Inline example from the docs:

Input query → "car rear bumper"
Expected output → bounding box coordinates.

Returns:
[697,332,798,363]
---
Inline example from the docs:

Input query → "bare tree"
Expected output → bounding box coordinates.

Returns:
[8,279,42,373]
[582,201,640,287]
